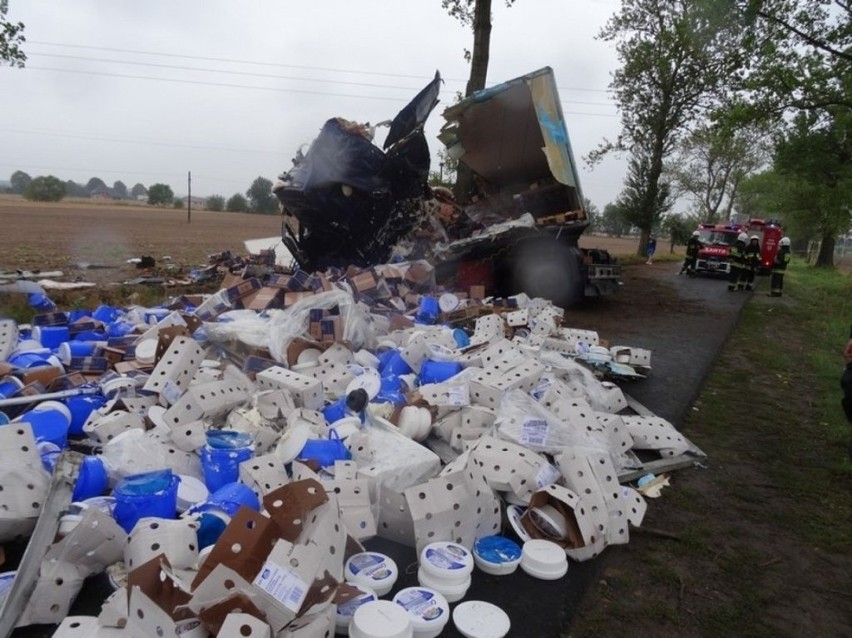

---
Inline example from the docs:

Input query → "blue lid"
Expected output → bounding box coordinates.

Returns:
[474,535,522,564]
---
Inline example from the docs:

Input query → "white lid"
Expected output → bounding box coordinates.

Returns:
[297,348,322,365]
[176,475,209,513]
[330,416,361,440]
[392,586,450,632]
[419,542,473,582]
[291,360,319,373]
[346,368,382,400]
[32,400,72,424]
[505,505,530,542]
[438,293,460,313]
[147,404,169,430]
[345,552,399,597]
[520,539,568,580]
[416,567,470,600]
[336,583,379,631]
[452,601,511,638]
[274,424,311,464]
[350,600,413,638]
[354,349,380,370]
[529,504,569,540]
[135,339,158,365]
[57,342,73,365]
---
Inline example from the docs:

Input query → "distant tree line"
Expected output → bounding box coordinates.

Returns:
[5,170,280,215]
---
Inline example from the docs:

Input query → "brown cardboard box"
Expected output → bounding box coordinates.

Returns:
[246,287,285,311]
[223,277,262,303]
[283,291,315,307]
[320,316,342,344]
[470,285,486,300]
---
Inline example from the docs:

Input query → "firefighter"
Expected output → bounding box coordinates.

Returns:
[769,236,792,297]
[743,234,762,291]
[680,230,701,276]
[728,232,748,291]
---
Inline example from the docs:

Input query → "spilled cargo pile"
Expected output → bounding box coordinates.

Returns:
[0,261,704,637]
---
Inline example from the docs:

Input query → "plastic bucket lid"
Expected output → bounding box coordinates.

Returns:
[17,405,71,448]
[472,536,522,576]
[205,481,260,516]
[64,393,107,436]
[0,376,24,399]
[349,600,413,638]
[418,360,463,385]
[520,539,568,580]
[415,568,470,604]
[176,474,209,513]
[335,583,379,634]
[452,601,511,638]
[72,455,109,501]
[419,542,473,583]
[392,586,450,637]
[345,552,399,597]
[505,505,531,543]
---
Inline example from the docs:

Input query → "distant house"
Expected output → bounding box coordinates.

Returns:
[181,196,206,209]
[90,185,119,200]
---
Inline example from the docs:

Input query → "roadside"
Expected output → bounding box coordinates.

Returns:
[567,260,852,637]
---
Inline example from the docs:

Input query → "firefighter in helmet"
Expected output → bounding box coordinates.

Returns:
[680,230,701,276]
[728,232,748,291]
[769,236,792,297]
[743,234,762,291]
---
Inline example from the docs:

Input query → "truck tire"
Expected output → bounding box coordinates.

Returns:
[508,235,584,308]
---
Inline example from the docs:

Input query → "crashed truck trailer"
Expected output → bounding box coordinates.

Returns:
[274,67,621,308]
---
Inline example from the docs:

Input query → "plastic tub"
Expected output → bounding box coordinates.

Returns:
[15,403,71,448]
[335,583,378,635]
[418,360,463,385]
[415,567,470,604]
[349,600,413,638]
[0,571,16,607]
[529,503,569,540]
[200,430,254,492]
[393,586,450,637]
[520,539,568,580]
[452,601,511,638]
[57,340,96,365]
[72,455,109,501]
[113,469,180,533]
[0,376,24,399]
[505,504,531,543]
[472,536,522,576]
[176,474,209,513]
[419,541,473,583]
[34,325,70,349]
[344,552,399,597]
[63,393,107,436]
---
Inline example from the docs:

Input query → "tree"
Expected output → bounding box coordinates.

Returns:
[246,176,278,214]
[206,195,225,212]
[599,202,634,237]
[112,180,128,200]
[173,198,185,209]
[661,212,700,252]
[147,183,174,206]
[442,0,517,202]
[583,197,600,232]
[85,177,107,195]
[130,183,148,199]
[0,0,26,67]
[591,0,742,256]
[10,169,30,194]
[226,193,248,212]
[667,122,770,223]
[23,175,65,202]
[64,180,87,198]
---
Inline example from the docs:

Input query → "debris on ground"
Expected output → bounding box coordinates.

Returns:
[0,263,705,636]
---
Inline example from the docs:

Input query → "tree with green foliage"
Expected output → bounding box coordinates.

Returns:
[64,180,87,198]
[0,0,26,67]
[173,198,184,210]
[147,183,174,207]
[226,193,248,213]
[598,202,634,238]
[206,195,225,212]
[10,169,30,194]
[112,180,128,200]
[85,177,107,195]
[23,175,65,202]
[667,122,770,223]
[442,0,517,203]
[661,212,700,252]
[246,176,277,214]
[591,0,742,256]
[131,183,148,199]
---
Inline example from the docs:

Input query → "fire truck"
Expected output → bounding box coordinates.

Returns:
[693,218,783,276]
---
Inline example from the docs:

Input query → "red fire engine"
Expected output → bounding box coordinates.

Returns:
[693,218,783,276]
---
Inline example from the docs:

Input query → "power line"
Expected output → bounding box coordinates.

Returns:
[27,40,614,94]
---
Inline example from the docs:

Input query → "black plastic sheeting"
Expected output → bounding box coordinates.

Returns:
[275,73,442,272]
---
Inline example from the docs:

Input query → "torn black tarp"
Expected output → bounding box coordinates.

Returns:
[274,72,442,272]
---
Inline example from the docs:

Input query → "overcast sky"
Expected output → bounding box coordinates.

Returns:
[2,0,627,208]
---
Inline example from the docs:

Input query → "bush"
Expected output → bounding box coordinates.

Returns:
[23,175,65,202]
[206,194,225,212]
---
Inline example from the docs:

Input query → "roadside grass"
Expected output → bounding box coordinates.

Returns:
[568,258,852,637]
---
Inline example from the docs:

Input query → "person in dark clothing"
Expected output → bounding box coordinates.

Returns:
[743,235,762,291]
[769,236,792,297]
[680,231,701,276]
[645,235,657,264]
[728,232,747,291]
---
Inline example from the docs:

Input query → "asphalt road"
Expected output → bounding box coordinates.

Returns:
[7,263,751,637]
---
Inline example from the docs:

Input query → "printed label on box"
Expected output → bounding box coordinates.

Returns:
[521,417,549,447]
[162,379,182,405]
[535,462,561,489]
[447,384,470,406]
[253,560,308,613]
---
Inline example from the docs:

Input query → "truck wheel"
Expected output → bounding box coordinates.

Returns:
[509,236,583,308]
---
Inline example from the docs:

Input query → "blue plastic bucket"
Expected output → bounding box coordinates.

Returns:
[17,403,71,448]
[106,321,135,338]
[380,351,413,377]
[200,431,254,492]
[36,325,70,349]
[57,340,97,365]
[0,376,24,399]
[297,430,351,468]
[452,328,470,348]
[415,296,440,324]
[322,397,348,425]
[37,440,62,473]
[72,456,109,501]
[113,469,180,533]
[63,393,106,436]
[205,482,260,516]
[419,359,464,385]
[7,350,52,369]
[92,305,121,324]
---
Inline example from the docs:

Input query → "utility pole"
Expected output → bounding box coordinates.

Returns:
[187,171,192,223]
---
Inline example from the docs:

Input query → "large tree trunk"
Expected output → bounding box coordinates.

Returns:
[815,234,835,268]
[454,0,492,204]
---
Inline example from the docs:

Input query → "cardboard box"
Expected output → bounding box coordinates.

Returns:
[320,316,342,344]
[223,277,262,303]
[267,273,293,289]
[246,287,285,311]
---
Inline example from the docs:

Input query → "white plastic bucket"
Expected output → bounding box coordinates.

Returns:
[415,567,470,603]
[520,539,568,580]
[452,600,511,638]
[349,600,413,638]
[419,541,473,583]
[344,552,399,597]
[392,587,450,638]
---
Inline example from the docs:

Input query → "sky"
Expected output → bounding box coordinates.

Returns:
[1,0,627,209]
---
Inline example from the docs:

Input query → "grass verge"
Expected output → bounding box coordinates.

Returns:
[568,259,852,637]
